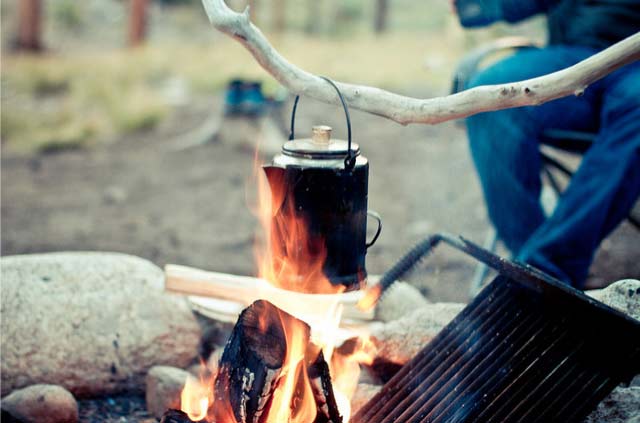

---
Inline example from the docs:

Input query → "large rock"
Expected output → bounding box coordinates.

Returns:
[1,252,200,397]
[1,384,78,423]
[350,383,382,417]
[371,302,465,365]
[587,279,640,322]
[145,366,190,419]
[374,281,430,323]
[583,386,640,423]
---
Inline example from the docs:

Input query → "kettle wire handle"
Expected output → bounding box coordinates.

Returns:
[289,76,356,170]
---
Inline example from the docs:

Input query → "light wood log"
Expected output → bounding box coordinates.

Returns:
[164,264,374,322]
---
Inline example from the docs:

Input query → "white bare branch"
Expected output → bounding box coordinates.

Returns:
[201,0,640,125]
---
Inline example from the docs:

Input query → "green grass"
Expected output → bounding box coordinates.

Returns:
[1,51,170,152]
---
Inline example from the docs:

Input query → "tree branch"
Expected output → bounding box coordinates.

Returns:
[201,0,640,125]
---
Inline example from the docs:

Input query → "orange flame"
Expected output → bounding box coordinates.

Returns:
[254,162,343,295]
[265,313,318,423]
[357,284,382,311]
[180,152,375,422]
[181,374,212,421]
[331,335,377,422]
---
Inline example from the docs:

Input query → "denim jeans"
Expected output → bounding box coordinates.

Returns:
[465,45,640,287]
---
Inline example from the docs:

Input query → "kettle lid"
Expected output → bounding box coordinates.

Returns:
[283,125,360,159]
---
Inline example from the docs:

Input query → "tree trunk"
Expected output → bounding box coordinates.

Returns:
[305,0,321,34]
[248,0,258,23]
[373,0,388,34]
[272,0,286,32]
[129,0,149,47]
[17,0,42,51]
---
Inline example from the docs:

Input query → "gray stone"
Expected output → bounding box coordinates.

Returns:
[587,279,640,322]
[371,302,465,365]
[350,383,382,417]
[375,281,430,322]
[583,386,640,423]
[1,384,78,423]
[103,185,128,205]
[1,252,201,397]
[145,366,190,419]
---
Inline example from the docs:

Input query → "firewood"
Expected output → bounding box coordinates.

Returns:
[306,348,343,423]
[164,264,374,322]
[214,300,295,423]
[214,300,343,423]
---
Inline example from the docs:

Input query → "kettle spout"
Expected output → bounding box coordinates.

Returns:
[262,165,285,186]
[262,165,287,213]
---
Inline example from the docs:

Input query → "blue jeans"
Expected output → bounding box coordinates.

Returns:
[466,45,640,288]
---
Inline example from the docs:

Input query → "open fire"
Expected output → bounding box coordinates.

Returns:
[158,127,640,423]
[176,150,374,422]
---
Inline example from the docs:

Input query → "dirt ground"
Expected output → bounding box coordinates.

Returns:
[2,96,639,303]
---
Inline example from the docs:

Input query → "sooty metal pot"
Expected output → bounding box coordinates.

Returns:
[262,79,381,290]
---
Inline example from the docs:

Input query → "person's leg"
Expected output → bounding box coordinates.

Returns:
[517,61,640,287]
[466,46,598,254]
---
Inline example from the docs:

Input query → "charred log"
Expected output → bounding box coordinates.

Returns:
[214,300,297,423]
[307,349,342,423]
[213,300,342,423]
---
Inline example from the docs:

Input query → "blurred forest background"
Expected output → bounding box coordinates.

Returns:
[1,0,545,153]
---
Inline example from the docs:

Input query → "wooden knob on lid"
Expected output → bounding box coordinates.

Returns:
[311,125,332,146]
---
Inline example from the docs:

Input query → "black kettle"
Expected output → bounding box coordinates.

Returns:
[262,79,381,291]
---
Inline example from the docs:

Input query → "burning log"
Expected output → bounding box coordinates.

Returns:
[214,300,288,423]
[214,300,342,423]
[307,349,342,423]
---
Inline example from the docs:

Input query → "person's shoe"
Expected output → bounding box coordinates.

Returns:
[240,81,267,116]
[224,79,244,116]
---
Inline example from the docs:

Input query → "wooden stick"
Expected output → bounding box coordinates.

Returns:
[200,0,640,126]
[165,264,374,322]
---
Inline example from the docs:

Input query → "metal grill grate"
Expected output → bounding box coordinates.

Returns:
[353,275,640,423]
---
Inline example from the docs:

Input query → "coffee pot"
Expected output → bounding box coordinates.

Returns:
[262,79,381,291]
